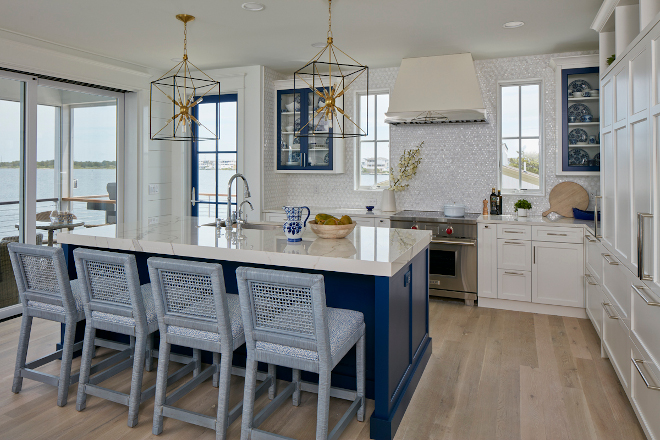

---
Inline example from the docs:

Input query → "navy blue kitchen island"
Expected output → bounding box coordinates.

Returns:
[59,217,432,439]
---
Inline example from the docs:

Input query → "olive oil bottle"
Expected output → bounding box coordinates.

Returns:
[490,188,498,215]
[497,190,503,215]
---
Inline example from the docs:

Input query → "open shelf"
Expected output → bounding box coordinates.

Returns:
[568,97,600,101]
[568,122,600,126]
[569,144,600,148]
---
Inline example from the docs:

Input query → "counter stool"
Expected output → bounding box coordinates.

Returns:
[7,243,94,407]
[236,267,366,440]
[73,248,200,428]
[148,257,276,440]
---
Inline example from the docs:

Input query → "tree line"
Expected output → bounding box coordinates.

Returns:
[0,160,116,169]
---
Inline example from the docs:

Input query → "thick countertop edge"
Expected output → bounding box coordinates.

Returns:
[477,215,595,234]
[263,207,398,219]
[58,232,432,278]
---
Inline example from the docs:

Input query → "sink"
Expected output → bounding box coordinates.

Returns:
[240,223,281,231]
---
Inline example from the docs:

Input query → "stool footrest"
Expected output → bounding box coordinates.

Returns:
[300,381,357,401]
[20,368,59,387]
[84,384,130,406]
[161,405,216,430]
[165,364,217,406]
[94,337,130,352]
[231,365,270,383]
[89,357,133,386]
[25,341,83,370]
[327,397,361,440]
[251,429,293,440]
[253,382,295,429]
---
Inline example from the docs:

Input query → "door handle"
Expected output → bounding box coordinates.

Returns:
[585,274,598,285]
[633,285,660,306]
[504,271,525,276]
[632,359,660,391]
[602,302,620,319]
[637,213,653,281]
[504,230,524,234]
[585,234,598,243]
[504,241,525,245]
[191,187,201,207]
[533,246,536,264]
[431,239,476,246]
[594,196,602,239]
[547,233,568,236]
[602,253,619,265]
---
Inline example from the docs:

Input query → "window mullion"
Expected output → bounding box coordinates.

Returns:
[518,86,522,190]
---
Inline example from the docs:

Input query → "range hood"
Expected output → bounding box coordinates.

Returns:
[385,53,487,125]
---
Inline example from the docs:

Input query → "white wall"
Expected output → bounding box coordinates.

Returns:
[262,51,601,216]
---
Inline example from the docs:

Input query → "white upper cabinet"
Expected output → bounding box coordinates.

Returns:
[615,64,629,123]
[631,46,651,115]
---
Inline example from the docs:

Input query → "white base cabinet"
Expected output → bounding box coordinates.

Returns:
[532,242,585,308]
[497,269,532,302]
[478,224,498,299]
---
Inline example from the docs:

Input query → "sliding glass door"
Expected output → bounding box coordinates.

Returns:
[0,72,123,317]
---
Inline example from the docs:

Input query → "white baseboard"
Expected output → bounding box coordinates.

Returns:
[478,297,587,318]
[0,305,22,320]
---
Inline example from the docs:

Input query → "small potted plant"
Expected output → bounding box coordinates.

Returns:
[514,199,532,217]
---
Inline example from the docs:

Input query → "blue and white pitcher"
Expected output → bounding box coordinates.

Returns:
[282,206,310,242]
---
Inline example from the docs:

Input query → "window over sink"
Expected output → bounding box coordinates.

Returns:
[356,91,390,190]
[498,80,543,195]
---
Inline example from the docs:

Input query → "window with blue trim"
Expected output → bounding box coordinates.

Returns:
[192,94,238,218]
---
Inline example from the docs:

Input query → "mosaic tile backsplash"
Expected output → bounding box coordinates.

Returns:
[263,51,600,216]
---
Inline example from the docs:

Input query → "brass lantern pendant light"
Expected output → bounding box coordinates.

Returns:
[150,14,220,141]
[294,0,369,139]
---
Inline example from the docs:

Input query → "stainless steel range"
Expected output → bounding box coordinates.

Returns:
[391,210,479,305]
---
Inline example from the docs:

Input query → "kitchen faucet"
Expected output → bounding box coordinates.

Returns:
[237,200,254,225]
[226,173,251,226]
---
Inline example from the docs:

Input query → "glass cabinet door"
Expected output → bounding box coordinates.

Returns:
[277,88,333,171]
[562,67,600,172]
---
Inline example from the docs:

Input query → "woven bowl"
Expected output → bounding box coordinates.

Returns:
[308,220,357,239]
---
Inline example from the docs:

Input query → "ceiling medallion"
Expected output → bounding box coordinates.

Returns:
[294,0,369,139]
[150,14,220,141]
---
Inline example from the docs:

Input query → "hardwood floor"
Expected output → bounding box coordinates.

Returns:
[0,299,645,440]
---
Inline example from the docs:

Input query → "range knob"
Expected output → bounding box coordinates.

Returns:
[446,226,454,235]
[411,225,418,230]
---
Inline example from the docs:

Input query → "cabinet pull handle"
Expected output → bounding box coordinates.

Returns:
[504,230,524,234]
[594,196,602,239]
[533,246,536,264]
[602,302,620,319]
[632,359,660,391]
[602,253,619,265]
[633,285,660,306]
[637,213,653,281]
[585,235,598,243]
[504,271,525,276]
[547,232,568,236]
[504,241,525,245]
[585,274,598,285]
[484,225,490,229]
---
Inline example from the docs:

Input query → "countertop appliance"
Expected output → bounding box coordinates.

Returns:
[391,210,478,305]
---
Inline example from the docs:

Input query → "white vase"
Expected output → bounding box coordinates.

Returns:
[381,189,397,212]
[517,209,528,217]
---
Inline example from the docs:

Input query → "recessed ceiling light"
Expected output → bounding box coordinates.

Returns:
[242,2,265,11]
[503,21,524,29]
[311,42,326,48]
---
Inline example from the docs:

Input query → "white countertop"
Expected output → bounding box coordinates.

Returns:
[478,214,595,233]
[58,217,431,277]
[263,207,397,218]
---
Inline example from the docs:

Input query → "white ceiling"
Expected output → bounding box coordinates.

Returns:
[0,0,602,73]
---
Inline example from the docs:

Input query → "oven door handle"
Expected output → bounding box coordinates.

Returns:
[431,239,477,246]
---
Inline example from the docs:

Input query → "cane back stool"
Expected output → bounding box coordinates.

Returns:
[236,266,366,440]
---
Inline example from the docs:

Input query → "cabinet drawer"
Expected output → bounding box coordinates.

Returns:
[585,233,604,284]
[376,218,390,228]
[497,224,531,240]
[353,218,375,227]
[602,300,630,393]
[585,271,605,338]
[631,342,660,440]
[632,284,660,368]
[497,269,531,302]
[497,239,532,270]
[602,252,631,325]
[532,226,584,243]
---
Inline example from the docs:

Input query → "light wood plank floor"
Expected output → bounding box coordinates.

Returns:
[0,299,646,440]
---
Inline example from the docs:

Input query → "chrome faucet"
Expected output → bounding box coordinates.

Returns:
[226,173,251,226]
[237,200,254,225]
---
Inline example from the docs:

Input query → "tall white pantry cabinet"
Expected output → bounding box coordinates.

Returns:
[595,10,660,439]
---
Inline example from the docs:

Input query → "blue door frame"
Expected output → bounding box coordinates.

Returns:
[191,93,238,218]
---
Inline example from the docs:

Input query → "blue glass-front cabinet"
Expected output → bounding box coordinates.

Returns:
[552,55,600,175]
[275,80,344,173]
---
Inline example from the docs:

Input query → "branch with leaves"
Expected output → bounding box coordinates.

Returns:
[389,141,424,191]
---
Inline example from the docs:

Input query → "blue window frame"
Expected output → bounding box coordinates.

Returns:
[191,94,238,218]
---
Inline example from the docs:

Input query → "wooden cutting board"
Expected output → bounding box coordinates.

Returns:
[542,182,589,218]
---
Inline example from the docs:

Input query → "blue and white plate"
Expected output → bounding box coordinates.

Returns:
[294,94,301,111]
[325,136,330,146]
[569,148,589,166]
[291,151,301,162]
[568,79,591,93]
[568,128,588,144]
[293,136,300,145]
[294,118,301,132]
[592,152,600,167]
[324,153,329,164]
[568,103,592,119]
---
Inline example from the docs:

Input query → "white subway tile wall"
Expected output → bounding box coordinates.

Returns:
[263,67,289,208]
[263,51,599,216]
